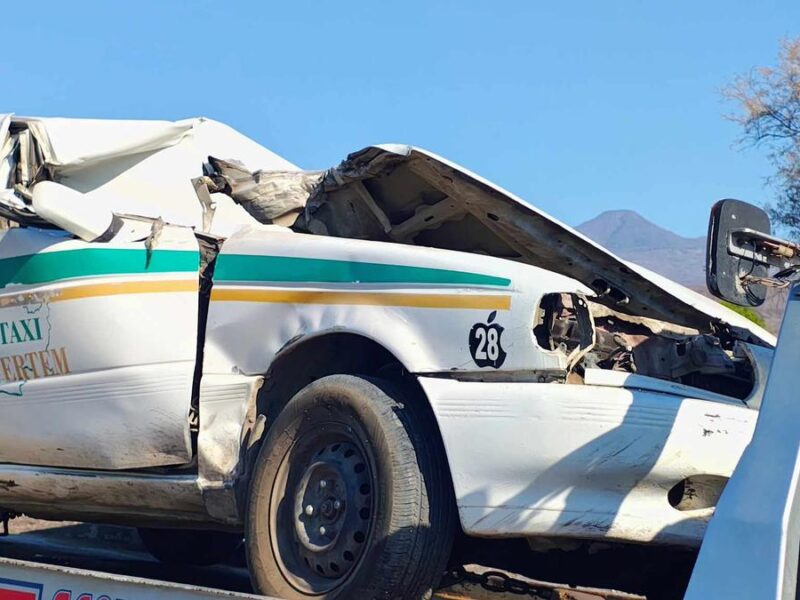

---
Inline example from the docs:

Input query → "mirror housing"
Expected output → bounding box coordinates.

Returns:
[32,181,119,242]
[706,199,771,307]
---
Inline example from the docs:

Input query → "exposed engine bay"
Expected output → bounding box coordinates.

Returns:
[533,293,756,399]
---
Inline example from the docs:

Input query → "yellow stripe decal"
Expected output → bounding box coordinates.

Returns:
[0,279,197,307]
[53,280,198,302]
[211,288,511,310]
[0,280,510,310]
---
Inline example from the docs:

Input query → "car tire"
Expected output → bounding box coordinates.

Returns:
[137,527,243,566]
[246,374,455,599]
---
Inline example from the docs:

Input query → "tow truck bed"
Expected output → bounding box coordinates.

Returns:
[0,521,642,600]
[0,556,267,600]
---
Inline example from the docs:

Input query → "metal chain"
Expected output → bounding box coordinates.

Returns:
[0,511,17,536]
[443,565,553,598]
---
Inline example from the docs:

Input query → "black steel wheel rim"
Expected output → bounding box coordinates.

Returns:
[269,422,377,594]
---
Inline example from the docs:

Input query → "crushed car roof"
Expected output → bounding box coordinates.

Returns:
[0,114,296,235]
[0,115,775,346]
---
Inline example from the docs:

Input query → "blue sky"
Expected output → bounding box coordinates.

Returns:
[2,1,798,236]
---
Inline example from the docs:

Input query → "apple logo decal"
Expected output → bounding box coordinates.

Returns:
[468,311,507,368]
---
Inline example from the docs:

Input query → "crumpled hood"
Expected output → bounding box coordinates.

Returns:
[280,144,774,347]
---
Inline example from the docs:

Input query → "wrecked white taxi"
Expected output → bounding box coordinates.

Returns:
[0,115,774,599]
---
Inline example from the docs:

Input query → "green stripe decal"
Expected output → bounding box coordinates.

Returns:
[0,248,510,289]
[0,249,199,287]
[214,254,511,287]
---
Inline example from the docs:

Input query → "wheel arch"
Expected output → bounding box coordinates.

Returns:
[236,331,457,519]
[260,331,421,419]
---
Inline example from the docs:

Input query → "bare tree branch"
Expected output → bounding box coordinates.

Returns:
[724,38,800,239]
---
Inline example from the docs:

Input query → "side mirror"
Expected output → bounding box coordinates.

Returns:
[32,181,119,242]
[706,199,771,307]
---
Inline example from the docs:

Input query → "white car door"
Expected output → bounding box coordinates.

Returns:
[0,225,200,470]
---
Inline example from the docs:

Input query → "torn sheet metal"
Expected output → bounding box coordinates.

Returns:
[203,156,323,226]
[0,115,298,236]
[197,373,264,523]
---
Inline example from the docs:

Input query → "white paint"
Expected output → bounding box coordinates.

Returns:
[204,225,587,377]
[419,376,756,546]
[0,363,194,469]
[32,181,115,241]
[0,226,199,470]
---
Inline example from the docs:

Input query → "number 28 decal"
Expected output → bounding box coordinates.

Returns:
[468,311,507,368]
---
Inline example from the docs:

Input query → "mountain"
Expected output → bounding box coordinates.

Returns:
[576,209,784,332]
[576,210,706,287]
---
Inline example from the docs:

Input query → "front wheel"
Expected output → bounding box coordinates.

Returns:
[246,374,455,599]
